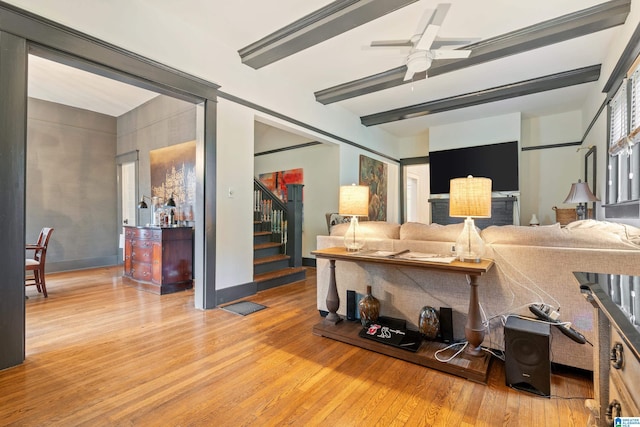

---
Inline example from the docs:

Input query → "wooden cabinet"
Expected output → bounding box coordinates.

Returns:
[575,272,640,425]
[123,226,193,294]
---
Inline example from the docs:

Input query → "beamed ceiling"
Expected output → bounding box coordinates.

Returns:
[25,0,633,140]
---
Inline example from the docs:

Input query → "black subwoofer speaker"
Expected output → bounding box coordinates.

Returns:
[504,316,551,397]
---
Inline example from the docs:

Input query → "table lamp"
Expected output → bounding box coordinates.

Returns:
[563,179,599,220]
[339,184,369,251]
[449,176,492,263]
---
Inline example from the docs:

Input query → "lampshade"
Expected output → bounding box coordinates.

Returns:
[339,185,369,216]
[449,176,492,218]
[138,198,148,209]
[563,180,600,203]
[339,185,369,252]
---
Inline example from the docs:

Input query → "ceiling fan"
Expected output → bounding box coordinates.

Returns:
[370,3,476,81]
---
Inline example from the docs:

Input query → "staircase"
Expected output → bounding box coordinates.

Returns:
[253,180,306,290]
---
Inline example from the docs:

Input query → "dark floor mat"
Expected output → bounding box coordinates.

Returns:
[221,301,267,316]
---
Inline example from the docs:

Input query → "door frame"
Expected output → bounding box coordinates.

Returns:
[0,1,219,370]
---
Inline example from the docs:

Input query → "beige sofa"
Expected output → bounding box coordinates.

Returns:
[316,220,640,371]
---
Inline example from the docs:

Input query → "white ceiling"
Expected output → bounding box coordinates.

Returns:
[28,55,158,117]
[26,0,626,140]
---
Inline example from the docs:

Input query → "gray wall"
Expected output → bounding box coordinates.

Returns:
[117,94,197,224]
[27,98,118,272]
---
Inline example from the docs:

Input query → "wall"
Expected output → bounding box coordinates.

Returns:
[339,143,400,223]
[428,111,588,225]
[216,98,255,291]
[428,113,522,223]
[429,113,521,152]
[27,98,118,271]
[255,140,340,258]
[520,110,583,225]
[117,95,197,204]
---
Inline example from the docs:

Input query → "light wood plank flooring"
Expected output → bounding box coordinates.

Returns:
[2,266,593,426]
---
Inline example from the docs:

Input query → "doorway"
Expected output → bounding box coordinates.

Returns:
[400,157,430,224]
[0,11,219,370]
[116,153,139,264]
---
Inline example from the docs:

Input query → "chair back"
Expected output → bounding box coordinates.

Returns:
[34,227,54,263]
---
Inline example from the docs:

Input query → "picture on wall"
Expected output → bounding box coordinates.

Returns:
[259,168,303,202]
[359,155,387,221]
[150,140,196,222]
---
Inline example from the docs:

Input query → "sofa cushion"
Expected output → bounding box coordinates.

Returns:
[329,221,401,239]
[399,222,466,242]
[482,222,640,249]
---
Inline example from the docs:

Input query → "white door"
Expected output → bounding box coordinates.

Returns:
[405,164,430,224]
[121,162,137,226]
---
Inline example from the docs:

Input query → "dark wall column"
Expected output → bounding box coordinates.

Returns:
[0,30,27,370]
[286,184,303,267]
[201,99,217,309]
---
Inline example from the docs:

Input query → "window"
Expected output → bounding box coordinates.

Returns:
[607,59,640,206]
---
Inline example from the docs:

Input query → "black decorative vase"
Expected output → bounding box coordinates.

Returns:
[358,285,380,327]
[418,306,439,340]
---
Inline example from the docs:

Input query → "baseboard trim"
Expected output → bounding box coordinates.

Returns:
[47,256,118,273]
[216,281,257,306]
[302,257,316,267]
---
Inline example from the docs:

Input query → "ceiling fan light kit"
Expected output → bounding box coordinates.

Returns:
[405,51,433,80]
[370,3,475,81]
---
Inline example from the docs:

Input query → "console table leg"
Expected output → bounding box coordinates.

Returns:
[325,259,342,324]
[465,274,485,356]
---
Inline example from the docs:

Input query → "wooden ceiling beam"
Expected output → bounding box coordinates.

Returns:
[360,65,601,126]
[238,0,419,69]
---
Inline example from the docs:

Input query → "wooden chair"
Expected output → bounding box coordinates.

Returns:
[25,227,54,298]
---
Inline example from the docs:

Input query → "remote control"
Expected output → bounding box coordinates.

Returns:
[528,304,586,345]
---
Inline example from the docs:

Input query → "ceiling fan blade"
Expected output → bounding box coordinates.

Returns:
[432,49,472,59]
[415,3,451,50]
[403,67,415,81]
[415,24,440,50]
[430,3,451,27]
[370,39,413,48]
[413,7,436,39]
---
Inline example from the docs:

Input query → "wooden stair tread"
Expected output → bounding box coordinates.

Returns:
[254,231,271,237]
[254,267,306,282]
[254,254,290,266]
[254,242,282,250]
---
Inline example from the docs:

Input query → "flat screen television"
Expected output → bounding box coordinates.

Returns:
[429,141,519,194]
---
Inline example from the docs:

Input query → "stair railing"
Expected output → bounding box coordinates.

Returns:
[254,179,303,267]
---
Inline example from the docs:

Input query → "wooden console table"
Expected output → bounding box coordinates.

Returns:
[312,247,494,383]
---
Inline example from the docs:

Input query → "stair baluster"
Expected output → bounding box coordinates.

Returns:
[253,179,304,290]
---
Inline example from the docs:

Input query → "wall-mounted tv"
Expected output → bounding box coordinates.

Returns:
[429,141,519,194]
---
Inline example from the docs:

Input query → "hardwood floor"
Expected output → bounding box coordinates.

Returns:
[2,266,592,426]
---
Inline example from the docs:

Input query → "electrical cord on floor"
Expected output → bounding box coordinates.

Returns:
[434,340,468,362]
[507,384,594,400]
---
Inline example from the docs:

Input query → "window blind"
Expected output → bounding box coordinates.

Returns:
[630,67,640,142]
[609,81,628,156]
